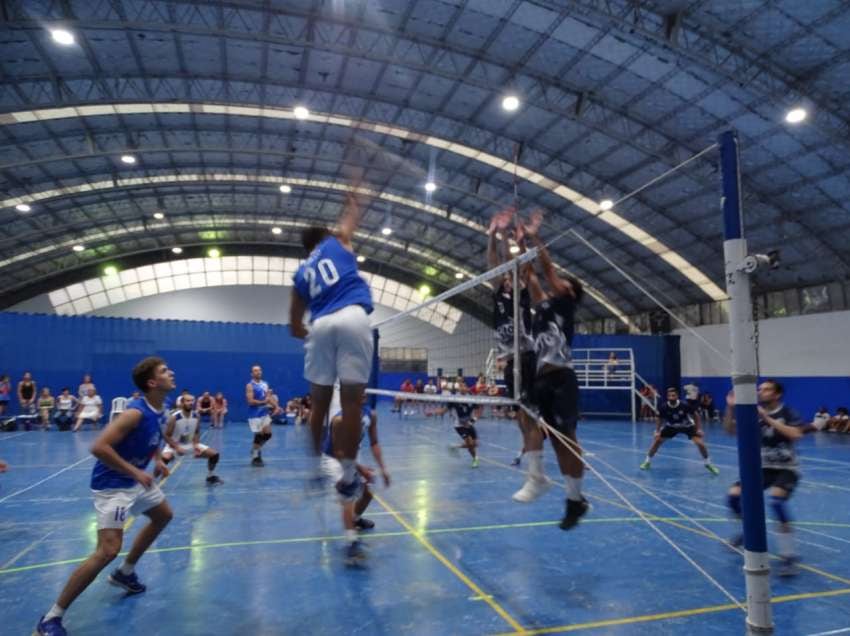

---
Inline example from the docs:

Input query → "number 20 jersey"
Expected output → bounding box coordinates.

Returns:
[292,236,374,322]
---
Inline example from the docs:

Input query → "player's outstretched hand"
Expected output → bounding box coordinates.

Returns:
[381,470,391,488]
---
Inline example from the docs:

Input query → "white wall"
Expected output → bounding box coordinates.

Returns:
[8,285,493,376]
[676,310,850,377]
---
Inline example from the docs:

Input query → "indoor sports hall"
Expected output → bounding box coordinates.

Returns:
[1,2,849,635]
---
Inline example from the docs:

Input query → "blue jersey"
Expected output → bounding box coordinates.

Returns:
[292,236,373,322]
[248,380,269,418]
[322,406,372,456]
[90,398,164,490]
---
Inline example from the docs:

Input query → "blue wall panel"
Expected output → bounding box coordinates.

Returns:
[0,313,308,421]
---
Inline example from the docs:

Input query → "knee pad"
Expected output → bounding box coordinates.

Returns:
[727,493,741,516]
[262,431,272,443]
[770,495,791,524]
[253,433,263,445]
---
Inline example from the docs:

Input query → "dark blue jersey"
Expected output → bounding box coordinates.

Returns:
[658,400,695,428]
[532,294,576,373]
[760,404,802,472]
[449,402,476,425]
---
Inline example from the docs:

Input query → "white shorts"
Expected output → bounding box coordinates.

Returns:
[163,443,210,456]
[248,415,271,433]
[93,483,166,530]
[305,304,374,386]
[320,454,344,484]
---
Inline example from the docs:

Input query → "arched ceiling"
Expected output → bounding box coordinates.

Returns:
[1,1,848,324]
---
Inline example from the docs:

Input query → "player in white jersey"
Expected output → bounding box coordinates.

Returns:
[321,390,390,566]
[161,395,222,485]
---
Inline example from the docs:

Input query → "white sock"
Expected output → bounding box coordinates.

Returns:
[119,561,134,575]
[345,529,357,543]
[776,529,796,558]
[704,456,712,465]
[644,455,652,464]
[251,448,259,459]
[340,459,356,484]
[565,476,583,502]
[44,604,64,621]
[526,450,544,480]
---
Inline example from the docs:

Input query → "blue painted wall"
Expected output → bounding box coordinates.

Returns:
[0,312,308,421]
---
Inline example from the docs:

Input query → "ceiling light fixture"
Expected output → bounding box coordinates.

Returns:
[103,265,118,276]
[785,107,807,124]
[72,244,84,252]
[424,181,437,193]
[599,199,614,211]
[279,184,292,194]
[120,154,137,165]
[293,106,310,120]
[381,226,392,236]
[455,272,464,279]
[15,203,31,212]
[207,248,221,258]
[153,212,165,220]
[502,95,520,112]
[50,28,75,46]
[271,227,282,235]
[356,255,366,263]
[171,247,183,254]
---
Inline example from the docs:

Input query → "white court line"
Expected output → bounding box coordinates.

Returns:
[805,628,850,636]
[0,431,30,442]
[0,529,55,569]
[0,455,93,504]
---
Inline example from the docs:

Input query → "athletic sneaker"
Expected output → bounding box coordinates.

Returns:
[206,475,223,485]
[705,463,720,476]
[778,556,800,577]
[336,474,364,502]
[639,460,651,470]
[512,477,552,503]
[511,455,522,466]
[251,456,264,467]
[344,540,367,567]
[559,497,589,530]
[471,457,480,468]
[108,569,146,594]
[354,517,375,531]
[34,616,66,636]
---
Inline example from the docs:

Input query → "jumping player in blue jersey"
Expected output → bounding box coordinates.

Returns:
[290,191,374,507]
[35,357,175,636]
[639,387,719,474]
[321,390,390,566]
[246,365,273,467]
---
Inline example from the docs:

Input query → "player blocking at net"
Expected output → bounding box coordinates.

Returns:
[290,189,375,559]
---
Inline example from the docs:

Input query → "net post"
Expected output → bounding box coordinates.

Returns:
[719,130,773,634]
[369,328,380,410]
[512,259,521,401]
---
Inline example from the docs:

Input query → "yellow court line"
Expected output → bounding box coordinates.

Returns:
[491,587,850,635]
[372,491,527,634]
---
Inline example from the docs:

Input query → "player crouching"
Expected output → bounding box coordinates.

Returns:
[161,395,222,486]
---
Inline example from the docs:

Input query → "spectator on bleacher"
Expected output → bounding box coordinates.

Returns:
[17,371,37,414]
[212,392,228,428]
[54,388,76,431]
[38,387,55,429]
[0,374,10,416]
[424,379,438,395]
[812,406,830,431]
[301,394,312,424]
[827,407,849,433]
[473,374,487,395]
[699,393,719,423]
[77,373,96,399]
[197,391,213,420]
[605,352,619,381]
[683,382,700,411]
[639,385,657,421]
[393,379,415,413]
[73,387,102,432]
